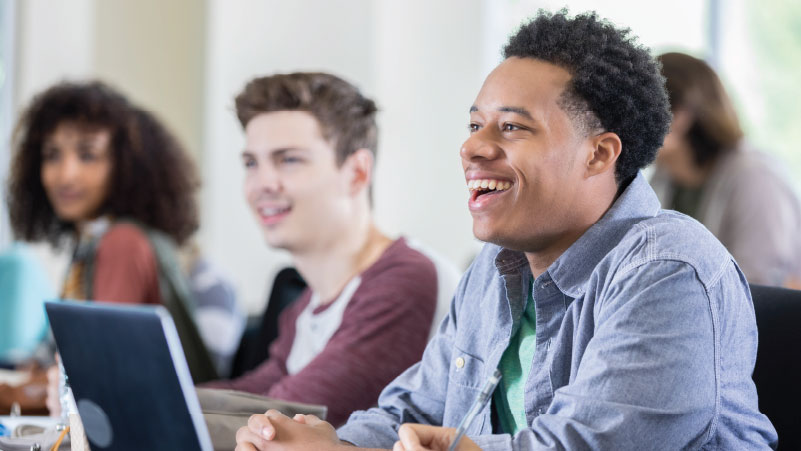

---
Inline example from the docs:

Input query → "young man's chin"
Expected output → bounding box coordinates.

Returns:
[261,231,289,249]
[472,224,501,246]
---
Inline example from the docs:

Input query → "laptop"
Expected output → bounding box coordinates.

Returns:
[45,301,213,451]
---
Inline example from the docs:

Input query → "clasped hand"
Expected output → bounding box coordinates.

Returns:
[234,411,481,451]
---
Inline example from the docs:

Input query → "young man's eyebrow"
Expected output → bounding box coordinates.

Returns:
[498,106,533,119]
[242,147,305,158]
[469,105,533,119]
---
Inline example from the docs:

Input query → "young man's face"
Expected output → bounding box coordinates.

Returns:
[242,111,353,253]
[461,57,597,252]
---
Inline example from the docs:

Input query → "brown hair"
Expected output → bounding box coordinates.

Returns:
[234,72,378,165]
[658,52,743,167]
[7,81,199,245]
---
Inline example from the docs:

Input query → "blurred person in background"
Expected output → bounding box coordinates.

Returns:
[651,52,801,287]
[2,81,224,415]
[203,72,447,427]
[0,243,54,367]
[0,242,54,415]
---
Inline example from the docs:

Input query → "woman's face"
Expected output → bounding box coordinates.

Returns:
[41,121,113,224]
[655,109,706,187]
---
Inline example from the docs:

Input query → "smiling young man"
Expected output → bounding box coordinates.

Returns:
[235,12,777,451]
[204,72,443,427]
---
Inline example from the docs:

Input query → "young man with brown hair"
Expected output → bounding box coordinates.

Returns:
[206,72,449,427]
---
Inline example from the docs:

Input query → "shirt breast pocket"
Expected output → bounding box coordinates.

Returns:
[444,345,489,432]
[447,345,486,389]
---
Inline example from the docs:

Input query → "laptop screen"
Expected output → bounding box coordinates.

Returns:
[46,301,213,451]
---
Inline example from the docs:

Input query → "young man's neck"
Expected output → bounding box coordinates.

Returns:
[525,179,619,279]
[292,215,392,304]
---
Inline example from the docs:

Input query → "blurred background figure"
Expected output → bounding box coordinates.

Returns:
[1,81,232,414]
[0,242,54,366]
[650,52,801,288]
[180,241,245,378]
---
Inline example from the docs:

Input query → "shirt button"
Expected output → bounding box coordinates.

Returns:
[455,357,465,368]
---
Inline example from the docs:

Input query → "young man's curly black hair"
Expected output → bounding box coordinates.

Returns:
[503,10,672,184]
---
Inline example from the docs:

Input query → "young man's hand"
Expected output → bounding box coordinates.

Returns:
[235,410,345,451]
[392,424,481,451]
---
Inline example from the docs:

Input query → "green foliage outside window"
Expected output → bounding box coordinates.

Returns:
[744,0,801,191]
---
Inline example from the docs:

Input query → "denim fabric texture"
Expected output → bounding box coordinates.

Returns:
[337,173,778,450]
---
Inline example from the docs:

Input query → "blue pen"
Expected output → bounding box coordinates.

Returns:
[448,369,502,451]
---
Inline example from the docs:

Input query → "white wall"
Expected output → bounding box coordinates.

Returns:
[201,0,487,313]
[93,1,206,160]
[14,0,96,113]
[370,0,485,269]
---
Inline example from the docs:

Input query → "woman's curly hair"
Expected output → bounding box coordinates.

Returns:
[503,10,672,184]
[6,81,199,245]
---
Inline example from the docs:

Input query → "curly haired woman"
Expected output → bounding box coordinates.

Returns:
[6,81,216,388]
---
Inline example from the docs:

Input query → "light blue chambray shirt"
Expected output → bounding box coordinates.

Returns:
[337,173,778,450]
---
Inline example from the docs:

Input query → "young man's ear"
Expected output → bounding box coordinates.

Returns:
[344,148,374,196]
[586,131,622,178]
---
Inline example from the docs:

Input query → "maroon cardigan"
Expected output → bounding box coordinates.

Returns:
[207,238,438,426]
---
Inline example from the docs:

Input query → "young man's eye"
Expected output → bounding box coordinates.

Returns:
[280,156,302,164]
[468,123,480,133]
[243,157,257,169]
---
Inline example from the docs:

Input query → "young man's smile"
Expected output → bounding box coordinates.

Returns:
[466,175,513,211]
[252,201,292,226]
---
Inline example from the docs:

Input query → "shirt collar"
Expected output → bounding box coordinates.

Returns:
[493,172,661,297]
[549,172,661,297]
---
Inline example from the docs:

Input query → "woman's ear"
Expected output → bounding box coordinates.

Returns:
[586,131,622,178]
[669,108,693,137]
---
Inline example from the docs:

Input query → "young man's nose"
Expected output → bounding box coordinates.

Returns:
[460,129,502,162]
[254,164,282,192]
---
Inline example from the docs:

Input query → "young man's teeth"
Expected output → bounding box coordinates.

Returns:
[261,207,288,216]
[468,179,511,191]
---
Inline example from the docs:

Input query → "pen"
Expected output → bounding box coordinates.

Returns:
[448,369,502,451]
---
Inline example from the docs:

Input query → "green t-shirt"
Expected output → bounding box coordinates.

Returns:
[494,279,537,435]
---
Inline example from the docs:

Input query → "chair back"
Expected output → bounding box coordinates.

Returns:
[230,267,306,378]
[750,284,801,450]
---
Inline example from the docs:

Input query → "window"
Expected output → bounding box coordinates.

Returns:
[0,0,16,247]
[718,0,801,192]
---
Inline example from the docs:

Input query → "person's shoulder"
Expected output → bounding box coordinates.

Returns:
[97,222,153,256]
[609,211,731,288]
[365,238,436,277]
[357,238,440,296]
[723,147,799,198]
